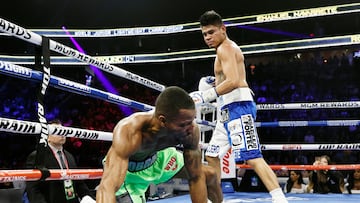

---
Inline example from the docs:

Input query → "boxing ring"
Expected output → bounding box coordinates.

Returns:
[152,193,360,203]
[1,3,360,203]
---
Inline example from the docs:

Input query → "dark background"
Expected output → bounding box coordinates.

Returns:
[1,0,359,28]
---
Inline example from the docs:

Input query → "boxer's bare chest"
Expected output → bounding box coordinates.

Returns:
[129,131,180,161]
[214,57,225,84]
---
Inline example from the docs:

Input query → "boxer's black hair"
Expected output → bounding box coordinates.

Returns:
[155,86,195,120]
[199,10,223,27]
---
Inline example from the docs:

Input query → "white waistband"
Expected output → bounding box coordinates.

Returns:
[217,87,253,107]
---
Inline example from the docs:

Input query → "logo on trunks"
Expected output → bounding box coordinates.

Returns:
[228,119,244,147]
[206,145,220,154]
[222,150,232,174]
[128,154,157,172]
[230,134,242,146]
[164,156,178,171]
[241,114,258,150]
[220,108,229,122]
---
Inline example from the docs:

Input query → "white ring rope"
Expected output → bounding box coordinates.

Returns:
[2,117,359,152]
[1,61,358,128]
[257,120,360,127]
[2,34,360,65]
[0,117,113,141]
[256,101,360,110]
[2,59,358,128]
[260,144,360,151]
[200,143,360,151]
[1,3,359,38]
[0,60,155,112]
[2,59,358,114]
[237,164,360,171]
[199,142,360,151]
[0,60,217,127]
[202,101,360,110]
[0,18,165,92]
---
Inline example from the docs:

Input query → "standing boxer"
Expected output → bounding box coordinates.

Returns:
[190,10,288,203]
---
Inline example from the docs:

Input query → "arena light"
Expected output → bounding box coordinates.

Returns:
[236,25,311,39]
[62,26,133,116]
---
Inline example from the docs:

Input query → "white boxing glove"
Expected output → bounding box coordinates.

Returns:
[189,88,218,104]
[80,195,96,203]
[198,76,216,91]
